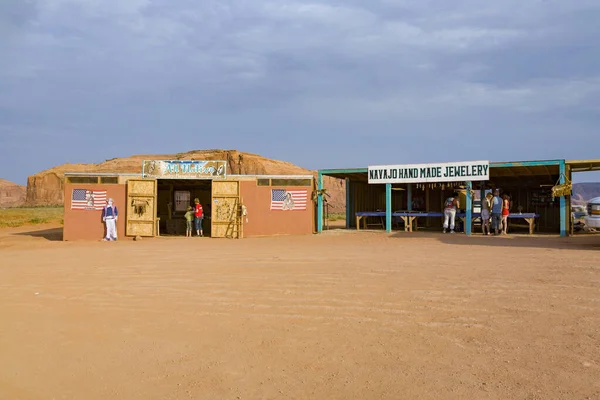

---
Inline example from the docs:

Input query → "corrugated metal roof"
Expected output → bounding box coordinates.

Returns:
[566,159,600,172]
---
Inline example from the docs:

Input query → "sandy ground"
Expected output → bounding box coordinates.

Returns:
[1,224,600,400]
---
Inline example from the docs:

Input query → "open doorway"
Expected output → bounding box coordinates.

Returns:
[156,179,212,237]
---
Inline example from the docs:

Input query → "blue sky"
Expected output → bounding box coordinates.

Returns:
[1,0,600,185]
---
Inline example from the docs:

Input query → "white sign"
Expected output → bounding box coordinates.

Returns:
[368,160,490,184]
[142,160,226,179]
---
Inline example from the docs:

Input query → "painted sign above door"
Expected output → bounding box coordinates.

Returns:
[142,160,227,179]
[368,160,489,184]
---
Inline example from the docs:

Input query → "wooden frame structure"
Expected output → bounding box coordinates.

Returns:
[318,159,572,237]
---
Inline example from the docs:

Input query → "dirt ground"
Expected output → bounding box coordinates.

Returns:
[1,224,599,400]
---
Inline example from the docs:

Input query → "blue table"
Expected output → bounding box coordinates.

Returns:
[500,213,540,234]
[355,211,540,234]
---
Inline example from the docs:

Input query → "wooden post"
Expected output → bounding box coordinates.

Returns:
[317,172,324,233]
[425,184,430,227]
[559,161,567,237]
[240,197,244,239]
[386,183,392,233]
[168,183,173,220]
[345,178,352,229]
[466,181,472,235]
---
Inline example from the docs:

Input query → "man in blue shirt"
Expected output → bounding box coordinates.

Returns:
[102,198,119,241]
[491,189,503,235]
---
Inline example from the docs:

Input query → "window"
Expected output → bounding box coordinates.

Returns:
[66,176,99,184]
[100,177,119,184]
[174,190,191,212]
[257,179,270,186]
[270,179,312,187]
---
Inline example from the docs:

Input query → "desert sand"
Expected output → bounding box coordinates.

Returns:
[1,224,599,399]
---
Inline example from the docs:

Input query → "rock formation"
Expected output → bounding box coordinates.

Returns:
[0,179,27,207]
[572,183,600,205]
[25,149,347,211]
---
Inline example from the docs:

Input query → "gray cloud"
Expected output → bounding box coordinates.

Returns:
[1,0,600,183]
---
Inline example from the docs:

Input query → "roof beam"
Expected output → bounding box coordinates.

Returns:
[491,160,562,168]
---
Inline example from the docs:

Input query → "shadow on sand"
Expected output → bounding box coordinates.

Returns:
[14,227,63,241]
[388,230,600,251]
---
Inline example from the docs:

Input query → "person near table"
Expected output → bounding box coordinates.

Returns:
[501,194,511,235]
[481,192,493,236]
[491,188,503,235]
[443,192,460,234]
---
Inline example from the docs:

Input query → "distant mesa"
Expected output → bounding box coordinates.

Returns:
[0,179,27,208]
[23,149,346,210]
[571,183,600,205]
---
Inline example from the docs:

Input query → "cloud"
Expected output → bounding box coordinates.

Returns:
[0,0,599,183]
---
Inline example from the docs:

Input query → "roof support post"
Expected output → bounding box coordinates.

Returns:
[345,178,352,229]
[559,161,567,237]
[386,183,392,233]
[465,181,472,236]
[317,171,324,233]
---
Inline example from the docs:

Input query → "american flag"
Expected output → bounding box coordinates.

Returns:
[71,189,107,210]
[270,189,307,211]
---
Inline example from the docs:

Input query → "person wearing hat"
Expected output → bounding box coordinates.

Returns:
[491,188,503,235]
[102,198,119,241]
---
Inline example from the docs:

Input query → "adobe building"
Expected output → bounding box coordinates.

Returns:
[63,160,315,241]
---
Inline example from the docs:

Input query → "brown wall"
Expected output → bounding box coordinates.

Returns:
[240,181,313,237]
[63,184,126,241]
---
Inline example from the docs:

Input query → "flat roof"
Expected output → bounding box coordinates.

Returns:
[319,160,566,181]
[566,159,600,172]
[64,172,313,179]
[64,172,141,176]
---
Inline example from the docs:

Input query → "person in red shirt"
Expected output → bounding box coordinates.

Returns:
[194,198,204,237]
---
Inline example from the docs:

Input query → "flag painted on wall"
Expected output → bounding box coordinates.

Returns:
[270,189,307,211]
[71,189,107,210]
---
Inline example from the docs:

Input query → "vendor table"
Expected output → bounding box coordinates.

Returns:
[355,211,539,234]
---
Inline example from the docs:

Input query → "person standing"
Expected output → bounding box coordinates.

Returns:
[102,198,118,241]
[184,206,194,238]
[501,194,511,234]
[194,198,204,237]
[491,189,503,235]
[443,192,460,234]
[481,192,493,236]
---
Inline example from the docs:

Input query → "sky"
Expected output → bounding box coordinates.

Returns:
[1,0,600,185]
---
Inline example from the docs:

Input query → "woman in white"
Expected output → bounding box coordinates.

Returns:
[481,192,493,236]
[443,192,460,234]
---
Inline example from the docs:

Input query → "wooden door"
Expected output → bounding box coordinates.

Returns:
[211,181,241,238]
[126,179,157,237]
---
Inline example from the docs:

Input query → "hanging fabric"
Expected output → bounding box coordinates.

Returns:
[551,173,572,199]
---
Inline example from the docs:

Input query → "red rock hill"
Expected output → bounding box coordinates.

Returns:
[26,149,346,212]
[0,179,27,207]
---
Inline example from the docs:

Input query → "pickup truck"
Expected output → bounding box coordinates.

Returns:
[584,197,600,229]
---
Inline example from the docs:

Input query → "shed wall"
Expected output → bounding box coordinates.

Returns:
[240,181,313,237]
[348,182,410,228]
[487,173,561,232]
[63,183,126,241]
